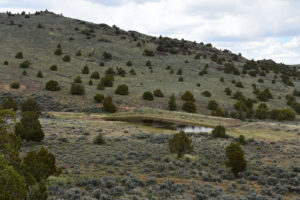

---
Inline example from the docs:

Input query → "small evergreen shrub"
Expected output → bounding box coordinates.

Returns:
[143,91,154,101]
[100,75,114,87]
[1,97,18,111]
[94,94,104,103]
[70,83,85,95]
[81,65,89,74]
[54,48,62,55]
[10,82,20,89]
[93,133,106,145]
[45,80,60,91]
[21,98,40,113]
[178,76,184,82]
[143,49,155,56]
[22,70,27,76]
[103,51,112,59]
[97,81,105,90]
[115,84,129,95]
[74,76,82,83]
[168,94,177,111]
[182,101,197,113]
[37,71,43,78]
[50,65,57,71]
[15,52,23,59]
[62,55,71,62]
[177,68,183,75]
[89,79,93,85]
[91,71,100,79]
[238,135,247,145]
[4,60,8,65]
[126,60,132,66]
[212,125,227,138]
[202,91,211,97]
[181,91,195,102]
[145,60,152,66]
[19,60,31,68]
[15,111,44,142]
[103,96,117,113]
[207,100,219,110]
[153,89,164,97]
[168,131,193,158]
[225,87,231,95]
[226,143,247,177]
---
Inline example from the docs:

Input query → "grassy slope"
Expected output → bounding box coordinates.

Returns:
[0,12,299,116]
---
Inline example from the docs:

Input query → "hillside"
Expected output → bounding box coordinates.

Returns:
[1,10,300,200]
[1,11,299,120]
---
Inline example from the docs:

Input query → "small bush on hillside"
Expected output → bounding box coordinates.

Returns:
[117,67,126,77]
[269,108,295,121]
[220,77,224,82]
[81,65,89,74]
[168,94,177,111]
[45,80,60,91]
[126,60,132,66]
[235,81,244,88]
[153,89,164,97]
[4,60,8,65]
[211,107,227,117]
[255,103,269,119]
[202,91,211,97]
[50,65,57,71]
[178,76,184,82]
[233,91,245,101]
[177,68,183,75]
[115,84,129,95]
[54,48,62,55]
[212,125,227,138]
[105,67,116,75]
[62,55,71,62]
[91,71,100,79]
[181,91,195,102]
[76,50,82,56]
[74,76,82,83]
[19,60,31,68]
[10,82,20,89]
[15,52,23,59]
[146,60,152,66]
[93,133,106,145]
[143,49,155,56]
[226,143,247,177]
[182,101,197,113]
[70,83,85,95]
[103,51,112,59]
[94,94,104,103]
[100,75,114,87]
[99,62,105,66]
[143,91,154,100]
[97,81,105,90]
[129,68,136,75]
[168,131,193,158]
[22,98,40,113]
[258,78,264,83]
[208,100,219,110]
[22,70,27,76]
[2,97,18,111]
[238,135,247,145]
[225,87,232,96]
[89,79,93,85]
[103,96,117,113]
[37,71,43,78]
[194,54,201,59]
[15,111,44,142]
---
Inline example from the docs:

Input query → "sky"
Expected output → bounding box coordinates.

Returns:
[1,0,300,64]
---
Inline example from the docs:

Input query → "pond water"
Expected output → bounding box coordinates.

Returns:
[104,117,213,133]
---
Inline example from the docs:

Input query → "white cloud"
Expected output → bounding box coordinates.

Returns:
[1,0,300,64]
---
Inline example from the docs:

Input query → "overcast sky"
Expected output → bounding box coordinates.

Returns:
[1,0,300,64]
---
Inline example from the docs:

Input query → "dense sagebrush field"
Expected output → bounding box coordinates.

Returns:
[0,11,300,200]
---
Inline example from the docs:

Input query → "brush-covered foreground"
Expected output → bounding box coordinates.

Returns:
[19,109,300,200]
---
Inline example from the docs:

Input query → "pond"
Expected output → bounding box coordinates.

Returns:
[103,117,213,133]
